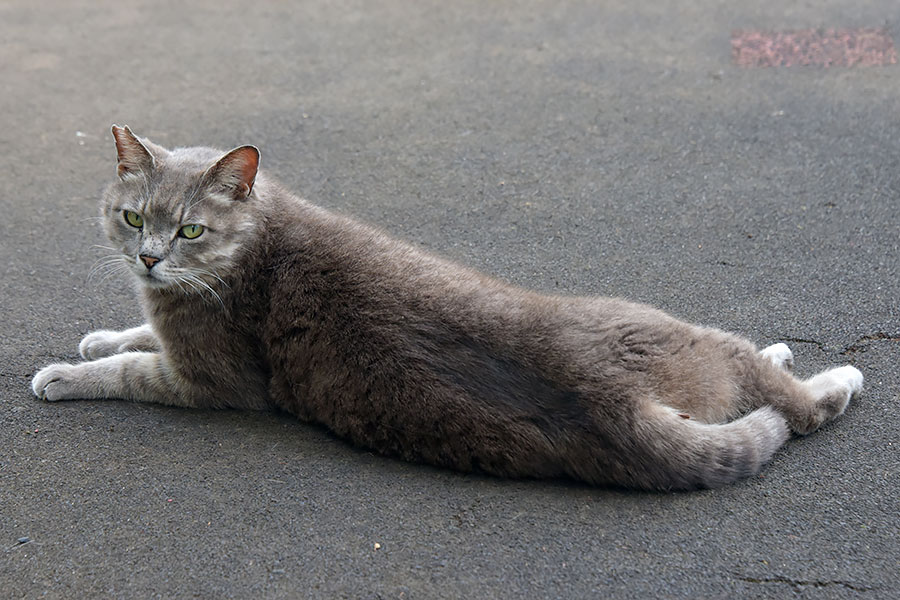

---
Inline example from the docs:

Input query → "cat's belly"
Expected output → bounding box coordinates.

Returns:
[265,332,591,478]
[159,338,272,410]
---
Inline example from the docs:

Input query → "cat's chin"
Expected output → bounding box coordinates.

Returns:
[134,272,174,290]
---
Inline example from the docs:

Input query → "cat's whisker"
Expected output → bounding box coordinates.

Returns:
[193,281,221,306]
[89,256,125,272]
[92,259,128,277]
[94,264,131,286]
[177,275,197,295]
[188,266,230,289]
[169,274,190,296]
[178,271,225,308]
[169,269,199,293]
[89,254,127,264]
[88,255,131,284]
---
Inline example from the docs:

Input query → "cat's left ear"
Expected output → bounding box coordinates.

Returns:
[204,146,260,200]
[111,124,155,180]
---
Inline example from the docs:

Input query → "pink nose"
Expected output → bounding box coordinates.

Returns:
[140,255,160,269]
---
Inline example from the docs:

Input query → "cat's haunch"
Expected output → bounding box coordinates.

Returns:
[32,126,863,490]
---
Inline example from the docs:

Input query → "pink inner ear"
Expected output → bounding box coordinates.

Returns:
[217,146,259,196]
[234,147,259,189]
[112,126,136,158]
[112,126,153,175]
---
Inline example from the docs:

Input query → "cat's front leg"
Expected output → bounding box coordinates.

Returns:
[79,324,162,360]
[32,352,196,407]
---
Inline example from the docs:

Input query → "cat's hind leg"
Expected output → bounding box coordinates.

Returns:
[760,342,793,371]
[79,324,161,359]
[750,360,863,436]
[792,365,863,434]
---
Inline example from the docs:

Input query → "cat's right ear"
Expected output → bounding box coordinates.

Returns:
[111,125,155,180]
[203,145,260,200]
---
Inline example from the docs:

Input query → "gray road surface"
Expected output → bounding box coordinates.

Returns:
[1,1,898,598]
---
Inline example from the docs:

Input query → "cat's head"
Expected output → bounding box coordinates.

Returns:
[100,125,260,294]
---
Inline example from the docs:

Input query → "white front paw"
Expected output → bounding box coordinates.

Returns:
[32,363,84,402]
[760,342,794,371]
[79,330,122,360]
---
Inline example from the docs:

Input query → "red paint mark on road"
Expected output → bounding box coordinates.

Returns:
[732,28,897,67]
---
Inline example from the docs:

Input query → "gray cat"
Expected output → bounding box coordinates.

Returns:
[32,125,863,490]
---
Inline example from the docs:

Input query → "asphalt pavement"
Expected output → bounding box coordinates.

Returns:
[1,1,898,598]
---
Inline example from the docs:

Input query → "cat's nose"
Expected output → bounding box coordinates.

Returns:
[139,255,161,269]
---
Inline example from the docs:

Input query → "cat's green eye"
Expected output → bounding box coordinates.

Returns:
[123,210,143,228]
[179,224,205,239]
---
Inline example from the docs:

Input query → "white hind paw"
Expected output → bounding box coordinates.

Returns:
[830,365,864,396]
[760,342,794,371]
[804,365,863,422]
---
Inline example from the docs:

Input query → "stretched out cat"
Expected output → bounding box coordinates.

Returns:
[32,125,863,490]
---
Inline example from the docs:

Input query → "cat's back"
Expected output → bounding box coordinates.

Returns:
[257,189,708,358]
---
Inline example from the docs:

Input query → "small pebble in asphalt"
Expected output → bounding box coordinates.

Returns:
[17,537,30,544]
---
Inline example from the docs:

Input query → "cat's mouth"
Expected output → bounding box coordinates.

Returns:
[139,272,171,289]
[132,263,172,289]
[142,274,171,289]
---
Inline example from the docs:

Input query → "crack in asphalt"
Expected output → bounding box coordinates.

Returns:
[841,332,900,355]
[777,333,900,356]
[733,573,875,592]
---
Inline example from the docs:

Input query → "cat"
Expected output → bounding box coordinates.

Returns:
[32,125,863,490]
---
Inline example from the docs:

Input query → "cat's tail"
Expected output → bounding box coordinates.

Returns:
[626,405,791,491]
